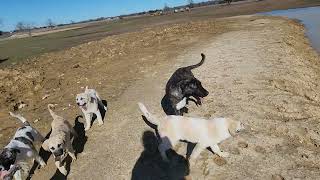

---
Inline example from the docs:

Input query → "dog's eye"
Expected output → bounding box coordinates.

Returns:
[58,144,62,148]
[80,98,83,100]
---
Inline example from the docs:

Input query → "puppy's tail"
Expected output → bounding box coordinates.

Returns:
[138,102,159,126]
[185,53,205,70]
[9,112,30,126]
[48,104,59,120]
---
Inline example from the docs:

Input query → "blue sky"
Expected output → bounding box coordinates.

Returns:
[0,0,204,31]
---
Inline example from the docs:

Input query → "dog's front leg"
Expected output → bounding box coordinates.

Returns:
[84,112,92,131]
[95,111,104,126]
[55,161,67,176]
[210,144,229,158]
[67,142,76,161]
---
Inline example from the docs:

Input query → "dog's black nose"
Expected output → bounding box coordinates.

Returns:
[53,149,63,157]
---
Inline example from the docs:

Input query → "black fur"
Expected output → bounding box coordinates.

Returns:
[0,149,19,171]
[26,132,35,141]
[18,126,26,130]
[162,53,209,115]
[14,137,33,146]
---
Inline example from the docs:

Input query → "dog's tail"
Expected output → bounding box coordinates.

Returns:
[9,112,30,126]
[138,102,159,126]
[48,104,59,120]
[185,53,205,70]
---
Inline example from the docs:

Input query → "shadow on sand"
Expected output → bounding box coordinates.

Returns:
[131,130,190,180]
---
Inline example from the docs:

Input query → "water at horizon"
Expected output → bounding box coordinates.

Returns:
[263,6,320,54]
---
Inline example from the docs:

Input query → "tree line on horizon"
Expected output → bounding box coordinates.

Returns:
[0,0,239,35]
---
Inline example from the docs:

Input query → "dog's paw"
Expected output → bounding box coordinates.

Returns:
[85,126,91,131]
[60,169,68,176]
[220,152,229,158]
[98,122,104,126]
[40,163,46,169]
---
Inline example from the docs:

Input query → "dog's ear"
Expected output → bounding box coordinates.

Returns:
[42,139,50,151]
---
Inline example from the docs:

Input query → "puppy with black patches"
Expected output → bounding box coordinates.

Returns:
[76,86,107,131]
[0,112,45,180]
[138,103,244,163]
[162,53,209,115]
[42,104,77,176]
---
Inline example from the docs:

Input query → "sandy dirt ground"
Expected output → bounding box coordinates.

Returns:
[1,15,320,180]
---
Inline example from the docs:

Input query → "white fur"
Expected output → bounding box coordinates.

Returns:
[176,97,187,110]
[76,86,107,131]
[138,103,244,162]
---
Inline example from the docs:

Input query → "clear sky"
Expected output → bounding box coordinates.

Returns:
[0,0,204,32]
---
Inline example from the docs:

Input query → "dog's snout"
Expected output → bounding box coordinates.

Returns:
[53,149,64,157]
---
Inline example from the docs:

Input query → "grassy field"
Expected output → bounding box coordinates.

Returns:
[0,0,319,66]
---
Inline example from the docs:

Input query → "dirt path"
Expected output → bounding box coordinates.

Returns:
[68,16,320,179]
[2,15,320,179]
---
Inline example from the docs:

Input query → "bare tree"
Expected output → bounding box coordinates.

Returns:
[15,21,25,31]
[187,0,194,8]
[46,18,55,28]
[163,3,170,12]
[0,19,2,35]
[226,0,232,5]
[15,22,34,36]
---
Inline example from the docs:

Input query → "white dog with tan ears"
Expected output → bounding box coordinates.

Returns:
[138,102,244,162]
[76,86,107,131]
[42,104,77,176]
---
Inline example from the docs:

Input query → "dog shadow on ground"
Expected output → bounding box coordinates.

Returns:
[131,130,190,180]
[161,94,189,116]
[27,116,88,180]
[90,99,108,126]
[0,57,9,64]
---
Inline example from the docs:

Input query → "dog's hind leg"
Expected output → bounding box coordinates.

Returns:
[210,144,229,158]
[95,111,104,126]
[29,146,46,168]
[189,144,205,160]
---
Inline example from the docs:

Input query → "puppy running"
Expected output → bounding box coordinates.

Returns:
[0,112,45,180]
[138,103,244,162]
[76,86,107,131]
[42,104,77,175]
[162,53,209,115]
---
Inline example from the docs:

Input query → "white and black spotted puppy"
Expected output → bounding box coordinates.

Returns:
[76,86,107,131]
[0,112,45,180]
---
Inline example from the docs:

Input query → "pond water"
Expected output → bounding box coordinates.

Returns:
[263,6,320,53]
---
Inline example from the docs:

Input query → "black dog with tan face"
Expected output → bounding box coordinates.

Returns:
[162,53,209,115]
[42,104,77,176]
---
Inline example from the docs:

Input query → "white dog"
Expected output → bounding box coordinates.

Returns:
[138,102,244,162]
[0,112,45,180]
[42,104,77,175]
[76,86,107,131]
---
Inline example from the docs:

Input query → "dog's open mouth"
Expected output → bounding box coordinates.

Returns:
[78,103,87,110]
